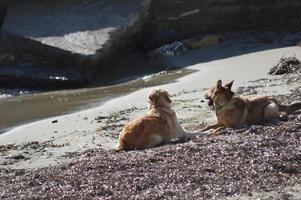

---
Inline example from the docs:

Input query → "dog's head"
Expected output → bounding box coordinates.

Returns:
[204,80,234,109]
[148,89,172,108]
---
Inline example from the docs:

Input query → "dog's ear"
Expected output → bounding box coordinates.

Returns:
[225,80,234,90]
[148,90,158,103]
[216,80,222,90]
[164,91,172,103]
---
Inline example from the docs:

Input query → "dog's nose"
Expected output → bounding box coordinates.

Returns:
[208,99,213,106]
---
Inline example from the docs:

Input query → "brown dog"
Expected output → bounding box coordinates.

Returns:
[117,89,202,151]
[202,80,301,132]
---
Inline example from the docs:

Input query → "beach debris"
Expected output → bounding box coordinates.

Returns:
[269,56,301,75]
[148,41,187,58]
[95,116,107,122]
[236,84,265,95]
[1,115,301,199]
[1,141,66,154]
[0,144,18,154]
[182,34,223,49]
[96,127,102,132]
[50,143,69,148]
[5,154,29,160]
[51,120,58,124]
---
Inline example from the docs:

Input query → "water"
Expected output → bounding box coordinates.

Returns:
[0,69,193,133]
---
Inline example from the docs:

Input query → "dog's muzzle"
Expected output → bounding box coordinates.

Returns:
[207,98,213,106]
[205,98,215,110]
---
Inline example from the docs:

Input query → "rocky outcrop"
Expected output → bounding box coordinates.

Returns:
[0,65,86,89]
[0,0,149,88]
[1,0,301,89]
[1,0,150,67]
[0,0,8,26]
[147,0,301,37]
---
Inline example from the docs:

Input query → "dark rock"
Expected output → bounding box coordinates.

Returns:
[0,0,9,26]
[0,65,87,89]
[147,0,301,37]
[51,120,58,124]
[1,0,301,90]
[142,30,177,52]
[1,0,150,67]
[182,34,223,49]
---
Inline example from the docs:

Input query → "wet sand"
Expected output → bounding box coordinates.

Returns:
[0,68,192,134]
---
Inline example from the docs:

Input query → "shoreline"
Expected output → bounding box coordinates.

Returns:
[0,41,300,168]
[0,68,192,134]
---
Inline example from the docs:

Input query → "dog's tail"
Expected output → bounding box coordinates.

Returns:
[278,102,301,114]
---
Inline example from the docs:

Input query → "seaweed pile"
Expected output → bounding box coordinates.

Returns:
[269,56,301,75]
[1,114,301,199]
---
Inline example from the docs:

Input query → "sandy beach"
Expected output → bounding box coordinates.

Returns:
[1,33,301,167]
[1,32,301,199]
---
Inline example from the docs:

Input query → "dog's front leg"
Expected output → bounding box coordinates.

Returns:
[200,123,221,132]
[211,126,225,136]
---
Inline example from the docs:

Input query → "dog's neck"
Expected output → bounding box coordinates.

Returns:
[214,103,224,116]
[149,103,174,115]
[214,92,235,113]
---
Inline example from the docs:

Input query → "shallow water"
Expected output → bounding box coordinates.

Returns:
[0,69,193,134]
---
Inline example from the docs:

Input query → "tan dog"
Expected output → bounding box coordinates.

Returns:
[117,89,203,151]
[201,80,301,132]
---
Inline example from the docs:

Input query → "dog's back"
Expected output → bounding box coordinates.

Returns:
[204,80,301,131]
[117,107,178,150]
[245,96,272,124]
[118,114,164,150]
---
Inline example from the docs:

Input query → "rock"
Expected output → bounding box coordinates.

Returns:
[142,30,177,52]
[182,34,223,49]
[1,0,150,67]
[0,65,86,89]
[1,0,301,90]
[147,0,301,37]
[0,51,88,89]
[148,41,187,58]
[0,0,8,25]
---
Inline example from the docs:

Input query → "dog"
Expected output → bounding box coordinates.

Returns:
[117,89,204,151]
[201,79,301,132]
